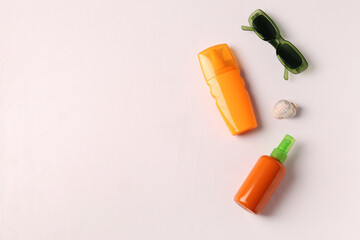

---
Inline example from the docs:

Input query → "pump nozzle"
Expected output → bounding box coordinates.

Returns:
[270,134,295,163]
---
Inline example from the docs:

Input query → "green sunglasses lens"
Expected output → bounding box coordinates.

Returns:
[277,43,303,69]
[252,15,277,41]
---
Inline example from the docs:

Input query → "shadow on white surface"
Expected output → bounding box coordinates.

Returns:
[294,105,302,118]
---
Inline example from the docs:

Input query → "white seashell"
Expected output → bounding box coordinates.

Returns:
[272,100,297,119]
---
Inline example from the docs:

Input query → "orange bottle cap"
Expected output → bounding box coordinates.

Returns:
[198,44,238,81]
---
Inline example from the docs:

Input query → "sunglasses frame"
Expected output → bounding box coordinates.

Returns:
[242,9,308,80]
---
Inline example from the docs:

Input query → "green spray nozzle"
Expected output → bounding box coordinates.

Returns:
[270,134,295,164]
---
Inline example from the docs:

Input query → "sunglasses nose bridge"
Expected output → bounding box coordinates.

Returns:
[269,39,280,48]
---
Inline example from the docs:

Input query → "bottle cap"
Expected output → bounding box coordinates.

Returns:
[198,44,238,81]
[270,134,295,163]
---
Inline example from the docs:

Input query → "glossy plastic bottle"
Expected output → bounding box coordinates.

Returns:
[198,44,257,135]
[234,135,295,214]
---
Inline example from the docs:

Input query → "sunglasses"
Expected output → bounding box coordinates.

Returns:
[242,9,308,80]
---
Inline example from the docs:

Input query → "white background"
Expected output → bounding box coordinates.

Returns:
[0,0,359,239]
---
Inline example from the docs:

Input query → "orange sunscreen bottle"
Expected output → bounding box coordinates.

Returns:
[198,44,257,135]
[234,135,295,214]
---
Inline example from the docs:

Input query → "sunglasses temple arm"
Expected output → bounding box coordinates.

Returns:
[284,68,289,80]
[241,25,254,31]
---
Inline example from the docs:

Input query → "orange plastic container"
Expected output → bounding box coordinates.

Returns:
[198,44,257,135]
[234,155,286,214]
[234,135,295,214]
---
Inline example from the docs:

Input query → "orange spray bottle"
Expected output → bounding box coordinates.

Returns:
[234,135,295,214]
[198,44,257,135]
